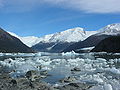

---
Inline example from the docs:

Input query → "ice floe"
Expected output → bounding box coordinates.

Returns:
[62,51,79,56]
[0,52,120,90]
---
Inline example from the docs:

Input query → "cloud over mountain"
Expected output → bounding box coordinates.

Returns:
[0,0,120,13]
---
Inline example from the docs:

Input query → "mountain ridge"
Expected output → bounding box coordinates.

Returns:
[8,27,97,47]
[97,23,120,35]
[63,23,120,52]
[0,28,34,53]
[7,23,120,53]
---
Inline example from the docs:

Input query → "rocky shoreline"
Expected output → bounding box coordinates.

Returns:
[0,66,52,90]
[0,66,93,90]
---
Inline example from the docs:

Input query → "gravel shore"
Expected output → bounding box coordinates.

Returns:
[0,66,93,90]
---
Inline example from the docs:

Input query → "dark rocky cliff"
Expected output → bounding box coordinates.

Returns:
[91,36,120,53]
[0,28,34,53]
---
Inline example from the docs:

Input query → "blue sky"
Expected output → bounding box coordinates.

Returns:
[0,0,120,37]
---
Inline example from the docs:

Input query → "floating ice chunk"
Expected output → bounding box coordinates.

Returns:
[82,74,104,85]
[67,58,83,66]
[10,63,38,78]
[104,84,113,90]
[89,84,112,90]
[62,51,79,56]
[42,67,51,70]
[96,58,106,62]
[43,61,52,66]
[89,85,104,90]
[0,53,37,57]
[93,77,103,83]
[35,52,41,56]
[0,53,3,56]
[16,64,37,73]
[94,68,104,73]
[114,58,120,63]
[0,58,14,68]
[113,53,120,55]
[51,59,62,65]
[67,58,82,63]
[36,59,52,66]
[84,58,93,64]
[19,53,36,56]
[10,71,25,78]
[105,67,120,75]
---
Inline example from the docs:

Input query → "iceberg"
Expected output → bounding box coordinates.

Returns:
[62,51,79,56]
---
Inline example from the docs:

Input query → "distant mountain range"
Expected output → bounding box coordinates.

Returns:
[6,23,120,53]
[90,24,120,53]
[0,28,34,53]
[8,27,97,53]
[8,27,97,47]
[63,23,120,52]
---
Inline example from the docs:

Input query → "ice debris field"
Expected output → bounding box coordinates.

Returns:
[0,52,120,90]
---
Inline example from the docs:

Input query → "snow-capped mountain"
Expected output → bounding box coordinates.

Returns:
[42,27,97,43]
[6,23,120,53]
[32,27,97,52]
[8,32,42,47]
[0,28,34,53]
[8,27,97,47]
[64,23,120,52]
[97,23,120,35]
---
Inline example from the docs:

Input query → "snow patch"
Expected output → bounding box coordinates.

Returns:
[79,47,95,50]
[97,23,120,35]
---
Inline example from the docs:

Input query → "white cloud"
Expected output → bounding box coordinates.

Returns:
[0,0,120,13]
[44,0,120,13]
[72,0,120,13]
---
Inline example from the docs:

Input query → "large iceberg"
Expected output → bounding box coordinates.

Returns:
[62,51,79,56]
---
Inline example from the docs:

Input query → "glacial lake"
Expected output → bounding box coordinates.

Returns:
[0,52,120,89]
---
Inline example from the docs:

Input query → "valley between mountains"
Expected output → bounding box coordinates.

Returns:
[5,23,120,53]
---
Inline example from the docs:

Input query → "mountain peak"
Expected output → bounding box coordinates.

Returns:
[68,27,84,31]
[8,27,97,47]
[105,23,120,31]
[98,23,120,35]
[48,27,88,43]
[64,27,85,34]
[0,28,34,53]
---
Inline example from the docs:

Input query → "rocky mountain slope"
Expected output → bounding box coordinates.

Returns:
[63,34,111,52]
[8,23,120,53]
[8,32,42,47]
[91,36,120,53]
[9,27,97,47]
[0,28,34,53]
[32,27,97,52]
